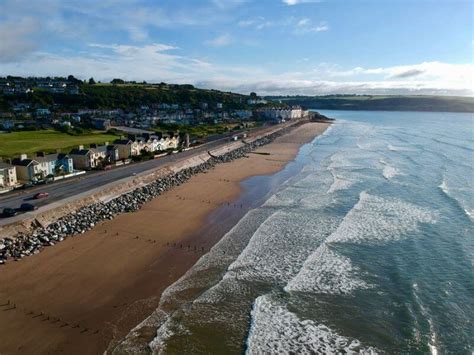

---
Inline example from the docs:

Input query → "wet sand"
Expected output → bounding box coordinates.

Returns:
[0,122,330,354]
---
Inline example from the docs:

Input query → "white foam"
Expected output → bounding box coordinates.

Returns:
[246,295,378,354]
[285,244,370,294]
[382,165,398,179]
[327,191,436,244]
[328,151,359,170]
[387,144,416,152]
[226,210,333,284]
[412,283,439,355]
[379,159,399,180]
[438,176,474,221]
[438,179,449,195]
[327,170,356,193]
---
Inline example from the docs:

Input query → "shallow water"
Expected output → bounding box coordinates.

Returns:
[125,110,474,354]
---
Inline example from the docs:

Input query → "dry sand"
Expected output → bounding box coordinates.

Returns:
[0,122,330,354]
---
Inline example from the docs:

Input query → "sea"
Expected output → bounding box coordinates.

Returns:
[120,110,473,354]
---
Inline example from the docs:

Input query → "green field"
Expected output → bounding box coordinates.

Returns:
[155,122,243,138]
[0,130,119,158]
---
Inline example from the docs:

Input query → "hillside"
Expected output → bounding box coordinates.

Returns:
[0,80,251,111]
[266,95,474,113]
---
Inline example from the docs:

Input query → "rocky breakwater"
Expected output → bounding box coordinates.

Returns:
[0,124,300,265]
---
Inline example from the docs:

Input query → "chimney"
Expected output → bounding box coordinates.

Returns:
[36,151,45,157]
[20,153,27,161]
[105,141,109,146]
[79,145,84,150]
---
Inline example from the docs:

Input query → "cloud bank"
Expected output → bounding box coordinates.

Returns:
[1,42,472,96]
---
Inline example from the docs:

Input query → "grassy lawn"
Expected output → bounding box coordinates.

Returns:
[155,123,241,138]
[0,130,119,158]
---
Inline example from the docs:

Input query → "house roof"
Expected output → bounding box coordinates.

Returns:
[114,139,133,145]
[69,148,91,156]
[90,146,108,154]
[12,158,38,167]
[35,153,70,163]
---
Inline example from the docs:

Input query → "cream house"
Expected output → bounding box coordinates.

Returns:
[113,139,140,160]
[0,162,18,188]
[69,145,106,170]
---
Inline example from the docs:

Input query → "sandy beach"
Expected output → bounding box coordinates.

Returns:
[0,122,330,354]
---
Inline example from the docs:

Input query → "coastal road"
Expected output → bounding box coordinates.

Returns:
[0,121,288,224]
[0,136,231,216]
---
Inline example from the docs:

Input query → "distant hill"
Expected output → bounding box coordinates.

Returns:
[0,79,252,111]
[265,95,474,113]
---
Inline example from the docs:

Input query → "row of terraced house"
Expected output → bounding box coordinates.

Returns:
[0,133,180,192]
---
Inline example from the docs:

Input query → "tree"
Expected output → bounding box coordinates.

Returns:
[67,75,82,84]
[111,78,125,85]
[250,92,258,98]
[88,77,96,85]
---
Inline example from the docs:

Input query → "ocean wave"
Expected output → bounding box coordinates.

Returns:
[285,244,371,295]
[412,283,439,355]
[379,159,399,180]
[327,169,357,193]
[438,176,474,221]
[226,210,335,284]
[387,144,417,152]
[246,295,378,354]
[327,191,437,244]
[432,137,474,152]
[285,191,434,296]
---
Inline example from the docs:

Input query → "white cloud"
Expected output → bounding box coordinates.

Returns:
[319,62,474,88]
[282,0,322,5]
[238,16,327,34]
[205,34,233,47]
[1,41,471,97]
[238,17,274,30]
[212,0,248,9]
[0,17,40,62]
[294,19,329,34]
[0,0,236,49]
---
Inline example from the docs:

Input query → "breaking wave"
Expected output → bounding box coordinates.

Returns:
[327,191,436,245]
[246,295,378,354]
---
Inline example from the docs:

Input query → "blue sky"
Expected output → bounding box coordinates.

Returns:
[0,0,472,95]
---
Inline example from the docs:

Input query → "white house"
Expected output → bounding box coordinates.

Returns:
[0,162,18,188]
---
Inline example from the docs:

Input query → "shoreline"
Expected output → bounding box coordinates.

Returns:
[0,121,330,354]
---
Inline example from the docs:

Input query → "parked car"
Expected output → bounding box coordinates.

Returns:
[34,192,49,199]
[19,203,38,211]
[2,208,18,217]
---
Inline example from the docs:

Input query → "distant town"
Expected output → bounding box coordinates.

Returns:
[0,76,316,194]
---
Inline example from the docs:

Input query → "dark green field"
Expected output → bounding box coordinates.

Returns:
[0,130,119,158]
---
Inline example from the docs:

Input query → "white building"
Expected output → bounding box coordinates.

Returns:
[259,106,308,121]
[0,162,18,189]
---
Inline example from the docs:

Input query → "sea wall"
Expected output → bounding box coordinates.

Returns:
[0,120,307,264]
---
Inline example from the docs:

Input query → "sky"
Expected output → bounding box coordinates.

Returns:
[0,0,473,96]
